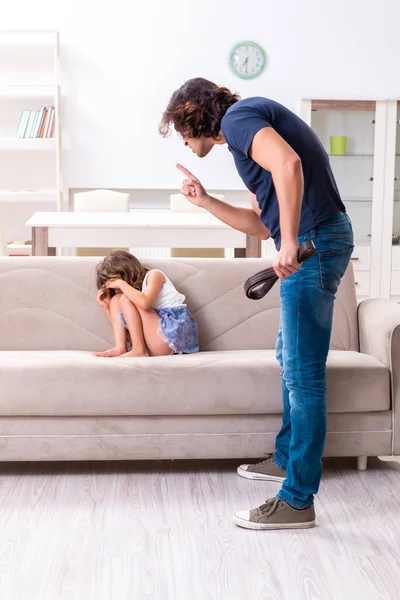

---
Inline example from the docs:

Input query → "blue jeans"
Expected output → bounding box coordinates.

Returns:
[274,212,354,509]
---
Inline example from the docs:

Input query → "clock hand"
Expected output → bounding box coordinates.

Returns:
[242,57,249,73]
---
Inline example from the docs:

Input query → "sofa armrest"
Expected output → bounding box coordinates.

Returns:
[358,298,400,454]
[358,299,400,367]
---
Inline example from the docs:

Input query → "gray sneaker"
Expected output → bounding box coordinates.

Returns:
[237,455,286,482]
[232,497,316,530]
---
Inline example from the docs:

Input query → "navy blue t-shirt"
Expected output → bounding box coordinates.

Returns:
[221,97,346,248]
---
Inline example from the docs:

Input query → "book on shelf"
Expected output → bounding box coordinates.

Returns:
[24,111,36,138]
[46,107,55,138]
[39,110,47,137]
[32,106,46,138]
[29,110,39,138]
[17,110,30,138]
[16,107,55,139]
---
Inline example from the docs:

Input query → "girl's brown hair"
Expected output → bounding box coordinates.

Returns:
[159,77,240,139]
[96,250,149,295]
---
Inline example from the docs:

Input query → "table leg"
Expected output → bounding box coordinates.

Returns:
[246,235,261,258]
[32,227,49,256]
[234,248,246,258]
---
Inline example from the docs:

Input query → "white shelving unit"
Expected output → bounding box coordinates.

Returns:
[379,100,400,302]
[0,138,56,151]
[0,189,57,203]
[0,85,56,98]
[300,98,400,302]
[0,30,62,253]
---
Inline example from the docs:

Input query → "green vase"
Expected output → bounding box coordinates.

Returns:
[330,136,347,155]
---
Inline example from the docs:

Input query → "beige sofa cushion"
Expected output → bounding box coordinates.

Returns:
[0,350,389,416]
[0,257,359,353]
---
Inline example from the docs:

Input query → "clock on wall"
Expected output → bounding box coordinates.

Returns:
[229,41,266,80]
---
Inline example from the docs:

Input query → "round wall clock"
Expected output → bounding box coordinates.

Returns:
[229,41,266,80]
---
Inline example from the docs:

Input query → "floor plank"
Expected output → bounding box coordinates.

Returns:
[0,457,398,600]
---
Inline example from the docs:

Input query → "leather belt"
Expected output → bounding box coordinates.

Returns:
[244,240,316,300]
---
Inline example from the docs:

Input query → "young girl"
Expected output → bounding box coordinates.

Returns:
[93,250,199,358]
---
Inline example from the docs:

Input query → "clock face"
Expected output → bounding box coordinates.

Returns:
[229,41,266,79]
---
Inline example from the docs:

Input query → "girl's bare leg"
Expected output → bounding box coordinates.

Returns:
[119,294,172,358]
[94,294,128,357]
[135,307,174,357]
[118,294,149,357]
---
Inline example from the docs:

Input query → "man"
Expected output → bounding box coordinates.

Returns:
[159,78,354,530]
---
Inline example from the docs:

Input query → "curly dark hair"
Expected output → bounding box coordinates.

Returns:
[95,250,149,297]
[159,77,240,139]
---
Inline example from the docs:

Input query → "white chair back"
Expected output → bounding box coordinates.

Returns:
[74,190,130,213]
[169,193,227,259]
[73,190,130,256]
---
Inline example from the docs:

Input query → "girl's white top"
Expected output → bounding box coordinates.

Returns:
[142,269,186,309]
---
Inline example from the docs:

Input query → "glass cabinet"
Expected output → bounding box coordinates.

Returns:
[300,99,393,301]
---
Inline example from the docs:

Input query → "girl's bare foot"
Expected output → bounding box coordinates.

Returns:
[119,348,150,358]
[93,346,126,358]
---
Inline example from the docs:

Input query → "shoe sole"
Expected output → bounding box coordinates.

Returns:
[237,465,285,483]
[232,513,315,530]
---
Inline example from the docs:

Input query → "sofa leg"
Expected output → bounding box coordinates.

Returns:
[357,456,368,471]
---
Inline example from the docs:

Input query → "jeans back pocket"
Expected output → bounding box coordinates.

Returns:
[319,246,354,296]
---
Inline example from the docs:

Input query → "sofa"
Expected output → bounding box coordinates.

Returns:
[0,256,399,467]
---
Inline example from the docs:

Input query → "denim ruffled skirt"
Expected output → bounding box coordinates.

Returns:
[120,306,199,354]
[155,307,199,354]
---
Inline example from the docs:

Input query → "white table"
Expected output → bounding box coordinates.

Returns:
[26,210,261,257]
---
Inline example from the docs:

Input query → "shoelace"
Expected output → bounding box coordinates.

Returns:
[257,455,274,467]
[258,497,280,517]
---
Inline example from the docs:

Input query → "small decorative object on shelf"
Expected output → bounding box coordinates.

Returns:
[6,240,32,257]
[330,135,347,155]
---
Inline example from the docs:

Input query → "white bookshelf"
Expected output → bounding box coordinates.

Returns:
[0,138,56,151]
[0,189,57,203]
[0,85,56,98]
[0,30,62,253]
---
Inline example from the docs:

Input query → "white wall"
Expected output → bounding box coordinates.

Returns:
[3,0,400,191]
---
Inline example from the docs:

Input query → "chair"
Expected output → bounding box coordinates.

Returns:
[73,189,130,257]
[169,192,230,258]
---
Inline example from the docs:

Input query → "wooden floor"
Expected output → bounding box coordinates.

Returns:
[0,457,399,600]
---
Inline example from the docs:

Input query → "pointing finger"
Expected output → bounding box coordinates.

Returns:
[176,163,199,183]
